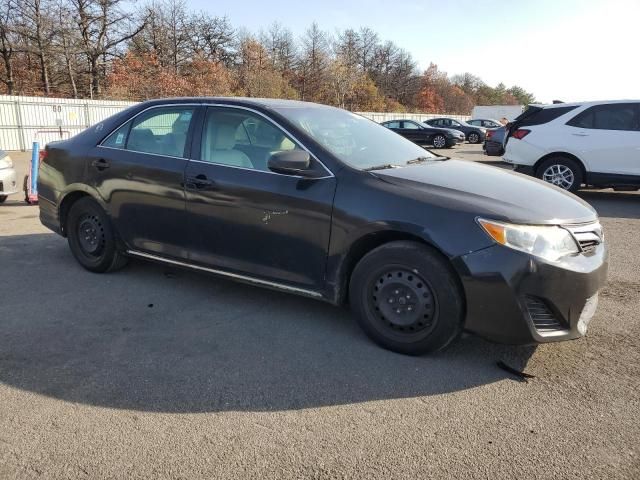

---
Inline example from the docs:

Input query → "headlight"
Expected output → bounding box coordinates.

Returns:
[0,157,13,169]
[478,218,579,262]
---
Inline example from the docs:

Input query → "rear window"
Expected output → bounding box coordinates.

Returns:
[516,106,578,126]
[567,103,639,131]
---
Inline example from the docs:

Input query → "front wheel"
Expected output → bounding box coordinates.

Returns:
[349,241,464,355]
[468,132,481,144]
[536,157,583,192]
[432,134,447,149]
[66,197,128,273]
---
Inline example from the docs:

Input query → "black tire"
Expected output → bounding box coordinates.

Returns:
[432,134,447,149]
[468,132,481,144]
[66,197,128,273]
[349,241,464,355]
[0,195,7,203]
[535,156,583,192]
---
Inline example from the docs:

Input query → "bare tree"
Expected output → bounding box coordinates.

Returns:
[260,22,296,77]
[334,28,360,70]
[358,26,378,72]
[71,0,146,97]
[189,12,235,66]
[15,0,57,94]
[54,0,81,97]
[0,0,17,94]
[297,22,330,101]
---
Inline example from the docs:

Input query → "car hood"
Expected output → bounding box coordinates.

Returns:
[373,159,597,225]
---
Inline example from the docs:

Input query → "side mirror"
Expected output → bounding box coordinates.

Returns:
[267,150,311,175]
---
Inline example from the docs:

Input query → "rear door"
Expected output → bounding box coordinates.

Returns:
[183,105,336,290]
[565,103,640,176]
[91,104,201,258]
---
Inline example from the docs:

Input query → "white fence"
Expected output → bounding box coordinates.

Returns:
[0,95,136,151]
[0,95,470,151]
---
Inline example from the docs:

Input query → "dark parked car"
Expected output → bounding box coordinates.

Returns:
[467,118,502,129]
[381,119,462,148]
[483,126,506,156]
[425,117,487,144]
[38,98,607,355]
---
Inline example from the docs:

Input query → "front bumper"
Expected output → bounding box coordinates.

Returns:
[0,167,18,195]
[453,242,608,344]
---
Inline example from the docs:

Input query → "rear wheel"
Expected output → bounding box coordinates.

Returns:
[468,132,481,144]
[0,195,7,203]
[349,241,464,355]
[66,197,128,273]
[536,156,583,192]
[432,134,447,149]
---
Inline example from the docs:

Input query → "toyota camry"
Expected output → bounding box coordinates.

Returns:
[38,98,607,355]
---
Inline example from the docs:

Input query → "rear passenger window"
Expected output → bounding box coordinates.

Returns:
[119,107,195,157]
[384,121,401,129]
[402,122,420,130]
[567,104,639,131]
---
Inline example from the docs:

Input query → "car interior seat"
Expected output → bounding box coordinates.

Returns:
[203,119,253,168]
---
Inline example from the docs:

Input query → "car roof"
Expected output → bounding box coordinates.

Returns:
[531,99,640,109]
[138,97,335,111]
[382,119,420,123]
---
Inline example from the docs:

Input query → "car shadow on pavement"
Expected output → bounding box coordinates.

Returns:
[0,233,536,413]
[577,191,640,220]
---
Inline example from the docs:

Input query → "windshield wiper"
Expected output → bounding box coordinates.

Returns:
[363,163,400,171]
[406,156,433,165]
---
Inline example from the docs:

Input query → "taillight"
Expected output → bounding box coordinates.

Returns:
[39,149,48,164]
[512,129,531,140]
[486,130,494,139]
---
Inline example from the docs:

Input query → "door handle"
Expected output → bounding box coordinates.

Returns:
[187,174,214,189]
[572,132,589,137]
[91,158,110,170]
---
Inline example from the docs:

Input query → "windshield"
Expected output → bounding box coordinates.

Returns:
[273,105,437,170]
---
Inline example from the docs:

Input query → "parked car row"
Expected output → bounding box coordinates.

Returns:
[380,117,489,148]
[502,100,640,191]
[380,120,464,148]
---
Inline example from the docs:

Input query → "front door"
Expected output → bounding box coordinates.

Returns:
[184,106,336,290]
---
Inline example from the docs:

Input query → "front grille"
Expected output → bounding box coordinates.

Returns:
[566,222,603,253]
[525,296,567,336]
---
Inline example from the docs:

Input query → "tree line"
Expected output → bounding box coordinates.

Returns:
[0,0,536,113]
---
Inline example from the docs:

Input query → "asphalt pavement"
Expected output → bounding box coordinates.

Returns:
[0,146,638,479]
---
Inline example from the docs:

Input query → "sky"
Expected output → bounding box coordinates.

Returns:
[188,0,639,104]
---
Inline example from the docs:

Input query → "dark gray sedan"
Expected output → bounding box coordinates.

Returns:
[425,117,487,144]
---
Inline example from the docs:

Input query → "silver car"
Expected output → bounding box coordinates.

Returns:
[0,149,18,203]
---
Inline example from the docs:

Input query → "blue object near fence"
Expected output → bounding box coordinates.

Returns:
[31,141,39,194]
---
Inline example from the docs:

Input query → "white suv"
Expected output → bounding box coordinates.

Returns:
[503,100,640,191]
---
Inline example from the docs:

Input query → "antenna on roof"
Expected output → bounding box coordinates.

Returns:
[552,100,564,104]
